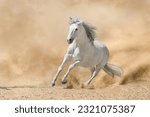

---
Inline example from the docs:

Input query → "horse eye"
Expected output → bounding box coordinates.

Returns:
[75,28,78,31]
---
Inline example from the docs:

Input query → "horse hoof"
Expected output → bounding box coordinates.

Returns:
[63,82,73,89]
[81,83,88,88]
[51,83,55,87]
[62,80,67,84]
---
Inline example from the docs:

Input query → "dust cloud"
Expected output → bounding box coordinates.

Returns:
[0,0,149,88]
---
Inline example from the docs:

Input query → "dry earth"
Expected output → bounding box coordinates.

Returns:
[1,81,150,99]
[0,0,150,99]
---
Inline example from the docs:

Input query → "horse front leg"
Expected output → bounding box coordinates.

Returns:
[62,61,80,84]
[51,54,71,87]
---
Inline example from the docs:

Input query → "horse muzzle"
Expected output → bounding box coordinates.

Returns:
[67,38,74,44]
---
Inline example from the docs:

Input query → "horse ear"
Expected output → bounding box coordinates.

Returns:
[69,17,73,24]
[69,17,72,20]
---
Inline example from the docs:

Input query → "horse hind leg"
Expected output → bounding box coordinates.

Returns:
[103,67,114,77]
[84,65,101,86]
[90,67,95,77]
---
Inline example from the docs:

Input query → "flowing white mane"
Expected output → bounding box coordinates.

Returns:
[82,22,96,42]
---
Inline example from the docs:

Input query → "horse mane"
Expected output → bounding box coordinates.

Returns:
[82,22,96,42]
[69,17,96,43]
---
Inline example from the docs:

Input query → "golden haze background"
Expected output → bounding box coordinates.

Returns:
[0,0,150,88]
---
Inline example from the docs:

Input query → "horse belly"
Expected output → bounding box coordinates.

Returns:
[80,52,102,68]
[80,47,108,68]
[80,60,98,68]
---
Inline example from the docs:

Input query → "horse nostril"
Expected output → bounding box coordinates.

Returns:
[70,39,73,41]
[67,38,73,44]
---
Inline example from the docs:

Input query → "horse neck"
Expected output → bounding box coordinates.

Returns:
[75,28,90,48]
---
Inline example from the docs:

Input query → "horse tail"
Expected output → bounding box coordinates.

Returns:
[103,63,123,77]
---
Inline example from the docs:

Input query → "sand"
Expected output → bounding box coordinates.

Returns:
[0,0,150,99]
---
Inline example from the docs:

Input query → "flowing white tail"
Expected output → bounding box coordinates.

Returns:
[103,63,123,77]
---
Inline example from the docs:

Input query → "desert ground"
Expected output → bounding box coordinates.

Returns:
[0,0,150,99]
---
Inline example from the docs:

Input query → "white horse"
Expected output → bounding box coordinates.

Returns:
[51,17,123,87]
